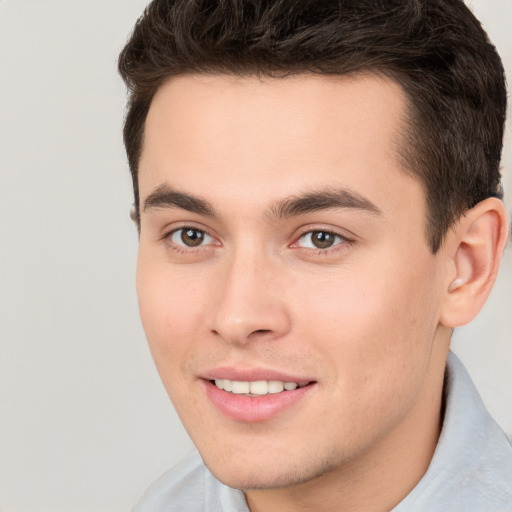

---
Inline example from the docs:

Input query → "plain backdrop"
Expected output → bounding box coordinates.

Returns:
[0,1,510,511]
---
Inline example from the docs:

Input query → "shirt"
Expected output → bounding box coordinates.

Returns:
[133,352,512,511]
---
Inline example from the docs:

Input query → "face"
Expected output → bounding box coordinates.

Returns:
[136,73,450,491]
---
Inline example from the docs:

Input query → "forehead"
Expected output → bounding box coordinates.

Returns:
[139,73,421,219]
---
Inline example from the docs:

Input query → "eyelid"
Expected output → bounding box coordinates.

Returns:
[290,225,354,246]
[298,231,342,246]
[170,228,214,247]
[162,223,221,248]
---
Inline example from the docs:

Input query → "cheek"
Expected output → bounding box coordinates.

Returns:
[136,255,217,431]
[291,265,440,449]
[295,255,440,390]
[136,252,205,373]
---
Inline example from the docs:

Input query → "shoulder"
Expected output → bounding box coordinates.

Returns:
[132,451,207,512]
[395,352,512,511]
[132,450,248,512]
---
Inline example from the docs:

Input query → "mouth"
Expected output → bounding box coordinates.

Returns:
[211,378,310,397]
[202,376,317,422]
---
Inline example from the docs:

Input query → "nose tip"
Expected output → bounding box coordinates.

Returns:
[211,316,277,345]
[210,293,290,344]
[208,257,291,345]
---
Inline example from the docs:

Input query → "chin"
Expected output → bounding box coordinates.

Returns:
[203,453,334,491]
[211,469,305,491]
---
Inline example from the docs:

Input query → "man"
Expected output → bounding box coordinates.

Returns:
[119,0,512,510]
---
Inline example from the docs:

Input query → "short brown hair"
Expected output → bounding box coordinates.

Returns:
[118,0,506,252]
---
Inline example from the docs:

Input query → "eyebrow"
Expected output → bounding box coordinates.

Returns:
[143,184,217,217]
[143,184,382,219]
[268,188,382,220]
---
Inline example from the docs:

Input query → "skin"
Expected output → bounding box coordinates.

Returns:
[135,73,505,511]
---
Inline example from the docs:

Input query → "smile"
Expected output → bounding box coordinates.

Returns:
[213,379,307,396]
[203,377,316,422]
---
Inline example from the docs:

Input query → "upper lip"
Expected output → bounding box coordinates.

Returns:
[200,366,315,384]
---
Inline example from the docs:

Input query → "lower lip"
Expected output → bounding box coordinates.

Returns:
[202,380,315,423]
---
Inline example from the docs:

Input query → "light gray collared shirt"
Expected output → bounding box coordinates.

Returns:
[134,352,512,511]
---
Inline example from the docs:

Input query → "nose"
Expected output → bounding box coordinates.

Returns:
[208,249,291,345]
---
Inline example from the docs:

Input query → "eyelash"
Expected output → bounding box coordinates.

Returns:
[292,228,353,255]
[162,226,218,254]
[162,226,353,255]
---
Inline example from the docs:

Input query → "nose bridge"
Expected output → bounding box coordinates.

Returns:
[209,243,289,344]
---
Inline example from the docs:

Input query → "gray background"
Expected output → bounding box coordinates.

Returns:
[0,1,510,511]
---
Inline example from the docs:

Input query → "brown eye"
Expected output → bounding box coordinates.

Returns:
[170,228,211,247]
[311,231,336,248]
[298,230,344,249]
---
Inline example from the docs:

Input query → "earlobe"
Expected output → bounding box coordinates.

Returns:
[440,198,509,328]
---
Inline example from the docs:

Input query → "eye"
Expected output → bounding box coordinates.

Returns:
[297,230,345,250]
[169,227,214,247]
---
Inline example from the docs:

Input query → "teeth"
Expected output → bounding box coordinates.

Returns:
[268,380,284,393]
[249,381,268,394]
[214,379,303,395]
[231,381,250,394]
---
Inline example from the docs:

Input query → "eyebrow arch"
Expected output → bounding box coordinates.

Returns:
[268,188,382,220]
[143,184,217,217]
[143,184,381,220]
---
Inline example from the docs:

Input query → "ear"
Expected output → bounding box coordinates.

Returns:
[130,206,141,235]
[439,197,509,328]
